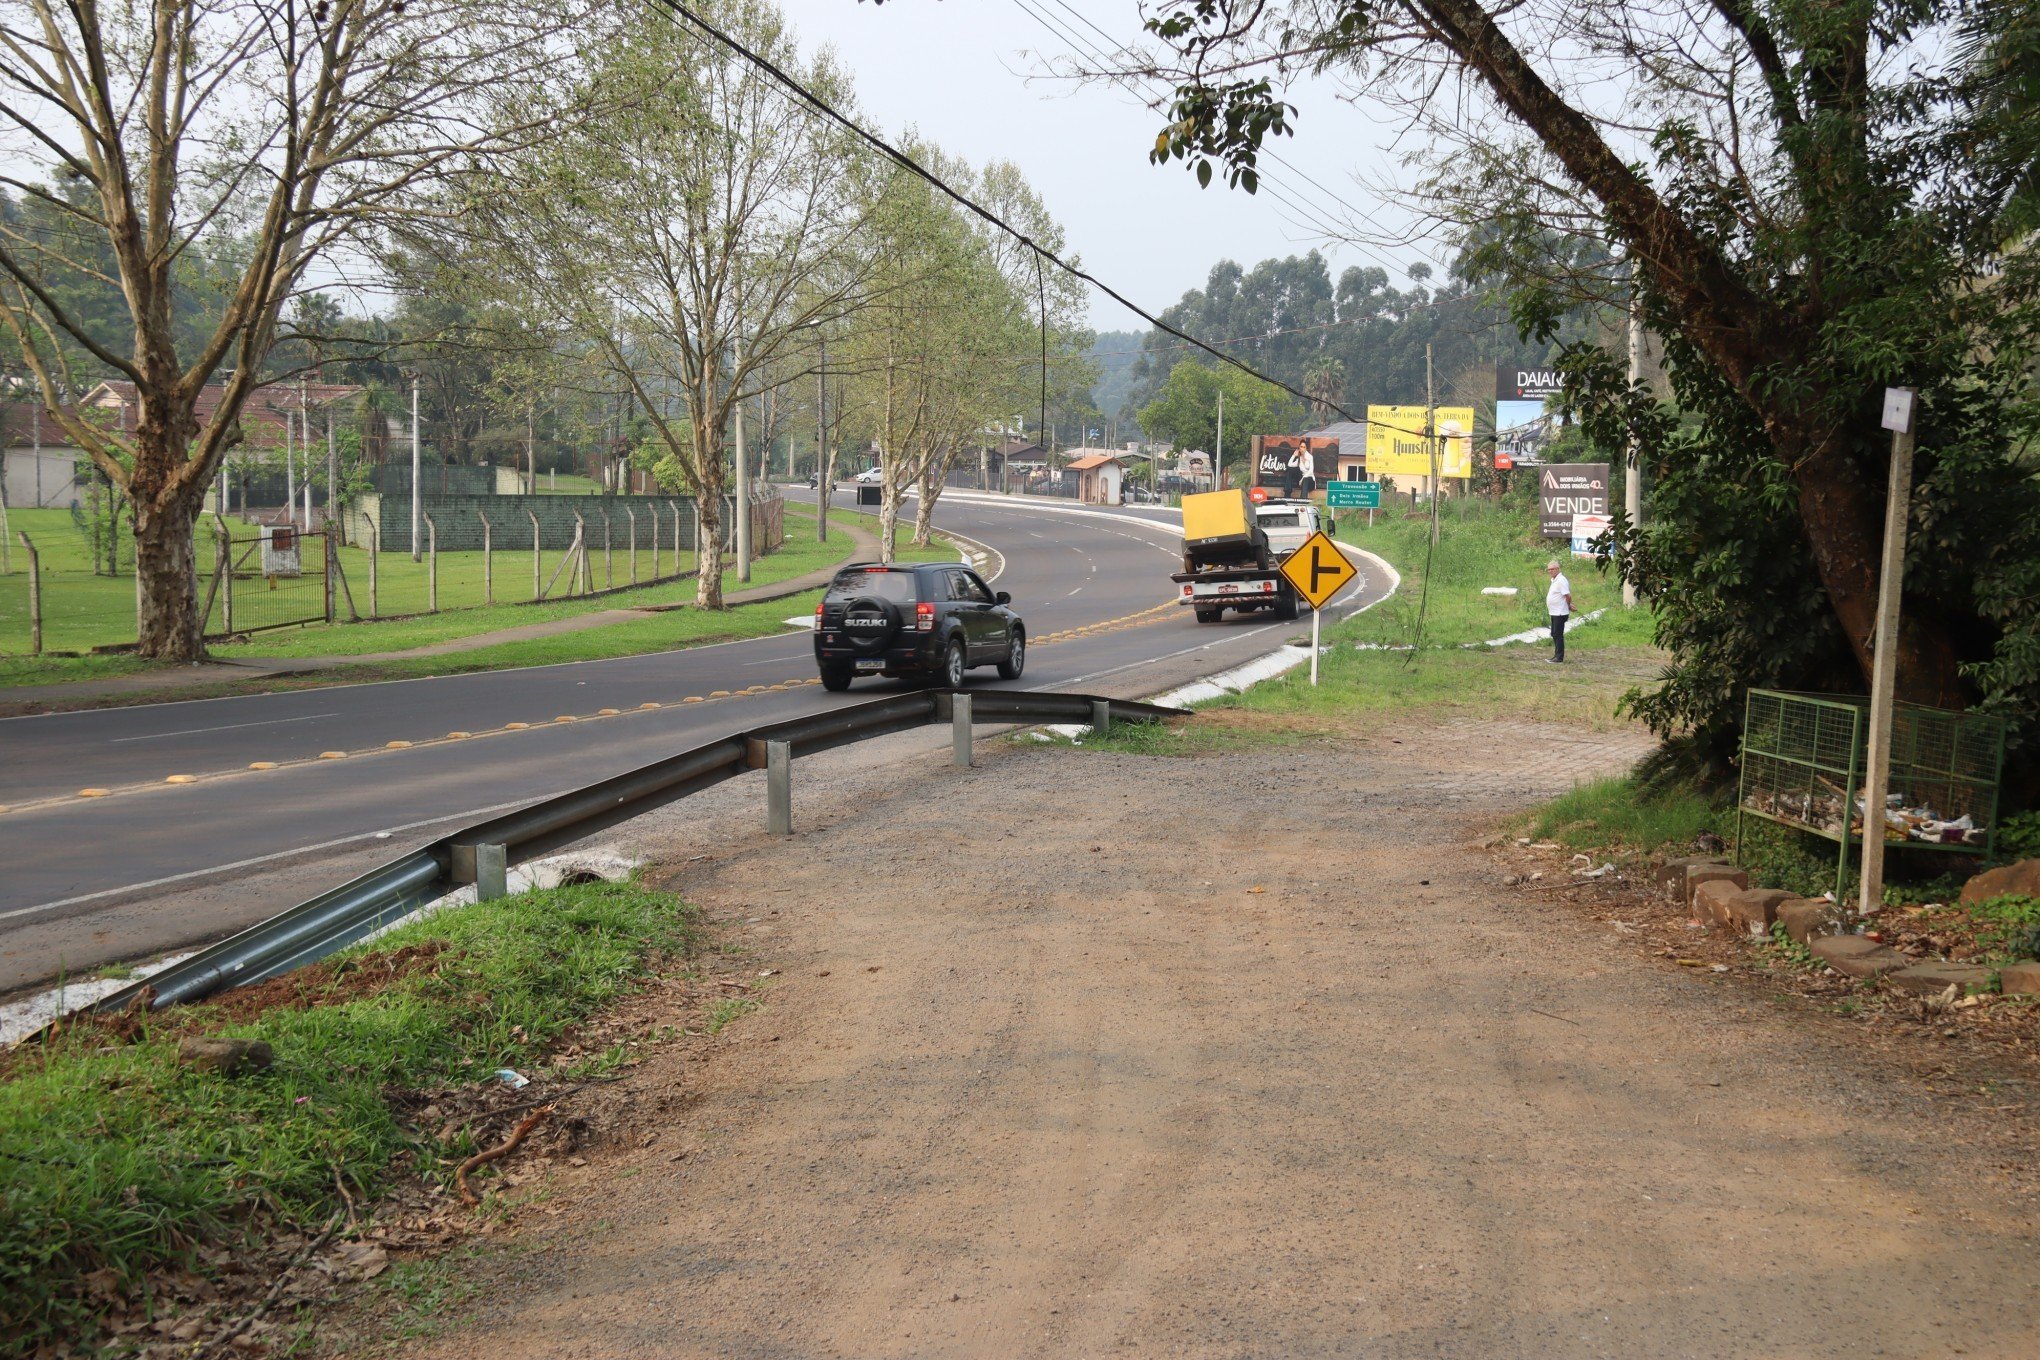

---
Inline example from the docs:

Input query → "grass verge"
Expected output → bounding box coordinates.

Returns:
[0,879,700,1350]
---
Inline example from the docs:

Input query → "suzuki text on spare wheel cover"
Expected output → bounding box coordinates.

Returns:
[812,562,1027,691]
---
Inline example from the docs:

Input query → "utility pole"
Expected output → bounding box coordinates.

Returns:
[1858,387,1918,917]
[1624,286,1643,607]
[1215,388,1225,490]
[284,410,296,527]
[1426,342,1441,547]
[410,374,422,562]
[816,327,829,542]
[327,413,338,544]
[735,391,752,584]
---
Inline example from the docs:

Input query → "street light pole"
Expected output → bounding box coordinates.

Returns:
[816,328,829,543]
[410,374,422,562]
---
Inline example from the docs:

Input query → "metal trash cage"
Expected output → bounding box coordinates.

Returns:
[1737,688,2007,902]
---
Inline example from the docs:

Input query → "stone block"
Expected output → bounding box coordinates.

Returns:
[1960,859,2040,905]
[1776,898,1838,945]
[1693,878,1743,928]
[1809,934,1908,980]
[1886,962,1997,996]
[1723,888,1795,935]
[1684,864,1748,909]
[1999,961,2040,997]
[1657,855,1730,901]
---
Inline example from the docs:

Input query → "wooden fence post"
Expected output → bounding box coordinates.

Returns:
[16,530,40,655]
[366,515,377,620]
[323,531,335,624]
[478,510,494,605]
[650,503,661,581]
[424,511,439,613]
[601,510,612,590]
[626,505,638,585]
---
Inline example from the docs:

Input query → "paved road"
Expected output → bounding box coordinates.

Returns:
[0,489,1389,992]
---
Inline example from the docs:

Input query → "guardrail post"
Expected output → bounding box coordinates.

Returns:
[953,692,973,767]
[766,739,792,836]
[474,843,508,902]
[1091,699,1111,736]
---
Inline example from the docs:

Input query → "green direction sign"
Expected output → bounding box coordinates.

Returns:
[1327,480,1381,509]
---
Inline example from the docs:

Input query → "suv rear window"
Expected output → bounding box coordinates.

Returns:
[828,568,920,603]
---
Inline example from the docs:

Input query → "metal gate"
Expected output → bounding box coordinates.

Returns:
[202,527,332,639]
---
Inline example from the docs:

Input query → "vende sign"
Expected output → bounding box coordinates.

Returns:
[1539,463,1608,538]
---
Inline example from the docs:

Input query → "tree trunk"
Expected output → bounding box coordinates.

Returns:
[876,484,899,564]
[133,493,204,660]
[912,464,939,545]
[696,492,726,608]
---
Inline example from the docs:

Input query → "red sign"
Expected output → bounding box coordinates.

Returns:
[1493,453,1515,470]
[1247,486,1269,504]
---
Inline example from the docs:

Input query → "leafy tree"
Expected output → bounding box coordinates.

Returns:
[1134,0,2040,772]
[1137,360,1300,484]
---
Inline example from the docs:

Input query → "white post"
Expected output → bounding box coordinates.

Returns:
[410,375,422,562]
[285,410,297,527]
[1214,388,1225,488]
[1858,387,1917,917]
[1310,605,1322,687]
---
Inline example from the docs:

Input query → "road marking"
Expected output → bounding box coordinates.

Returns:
[0,798,540,924]
[78,788,110,798]
[164,774,197,784]
[108,711,340,743]
[318,750,347,759]
[248,761,278,770]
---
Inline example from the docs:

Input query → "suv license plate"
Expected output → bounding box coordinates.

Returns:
[854,659,885,672]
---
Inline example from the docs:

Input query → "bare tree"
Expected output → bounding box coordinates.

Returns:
[0,0,592,658]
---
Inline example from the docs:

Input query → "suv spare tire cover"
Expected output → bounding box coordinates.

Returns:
[840,595,903,655]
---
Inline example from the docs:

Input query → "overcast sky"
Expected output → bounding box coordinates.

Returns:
[777,0,1427,331]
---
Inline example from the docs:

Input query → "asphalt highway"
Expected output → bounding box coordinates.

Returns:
[0,489,1391,992]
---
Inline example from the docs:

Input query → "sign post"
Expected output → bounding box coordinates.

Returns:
[1277,530,1359,686]
[1859,387,1917,916]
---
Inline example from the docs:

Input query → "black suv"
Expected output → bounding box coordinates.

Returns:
[813,562,1025,691]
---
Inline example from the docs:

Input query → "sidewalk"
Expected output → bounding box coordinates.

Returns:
[0,523,878,710]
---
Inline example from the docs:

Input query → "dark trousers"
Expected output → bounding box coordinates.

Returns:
[1550,613,1569,661]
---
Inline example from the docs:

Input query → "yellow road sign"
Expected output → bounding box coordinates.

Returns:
[1278,531,1358,610]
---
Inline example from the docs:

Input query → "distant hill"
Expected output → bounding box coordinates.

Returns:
[1089,330,1144,426]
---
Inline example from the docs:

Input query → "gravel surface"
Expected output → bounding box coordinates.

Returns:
[335,714,2040,1359]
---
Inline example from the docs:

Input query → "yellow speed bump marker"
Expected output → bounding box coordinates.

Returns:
[504,722,530,730]
[78,788,111,798]
[709,690,730,698]
[598,708,621,716]
[639,702,663,710]
[318,751,347,760]
[683,696,703,704]
[164,774,198,784]
[249,761,278,770]
[386,740,413,749]
[553,715,577,723]
[446,731,471,739]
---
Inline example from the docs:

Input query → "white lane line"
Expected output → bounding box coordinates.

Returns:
[1067,587,1084,597]
[109,711,341,743]
[0,797,539,924]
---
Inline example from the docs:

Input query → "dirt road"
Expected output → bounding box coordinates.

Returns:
[375,715,2040,1359]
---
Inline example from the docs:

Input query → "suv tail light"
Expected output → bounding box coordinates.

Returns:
[916,602,936,632]
[814,601,825,627]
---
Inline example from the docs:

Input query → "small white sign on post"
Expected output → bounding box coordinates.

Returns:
[1881,387,1915,434]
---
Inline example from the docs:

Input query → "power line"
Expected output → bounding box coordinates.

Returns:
[635,0,1407,430]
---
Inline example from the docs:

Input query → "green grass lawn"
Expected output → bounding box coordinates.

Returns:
[0,879,703,1351]
[0,506,953,695]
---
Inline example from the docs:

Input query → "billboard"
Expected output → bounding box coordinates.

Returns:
[1366,405,1473,479]
[1539,463,1609,541]
[1250,435,1341,495]
[1496,363,1563,467]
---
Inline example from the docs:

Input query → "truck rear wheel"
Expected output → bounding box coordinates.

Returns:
[1274,590,1300,621]
[1194,606,1222,623]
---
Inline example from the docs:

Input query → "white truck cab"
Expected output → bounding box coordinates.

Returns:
[1254,499,1324,559]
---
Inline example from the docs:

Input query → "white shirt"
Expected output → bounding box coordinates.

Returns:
[1546,572,1571,615]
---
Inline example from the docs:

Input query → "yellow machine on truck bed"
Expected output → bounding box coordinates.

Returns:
[1173,488,1303,622]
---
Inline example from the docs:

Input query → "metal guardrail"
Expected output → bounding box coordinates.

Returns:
[78,688,1181,1016]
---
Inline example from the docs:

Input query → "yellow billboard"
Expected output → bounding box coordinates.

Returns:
[1366,405,1474,478]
